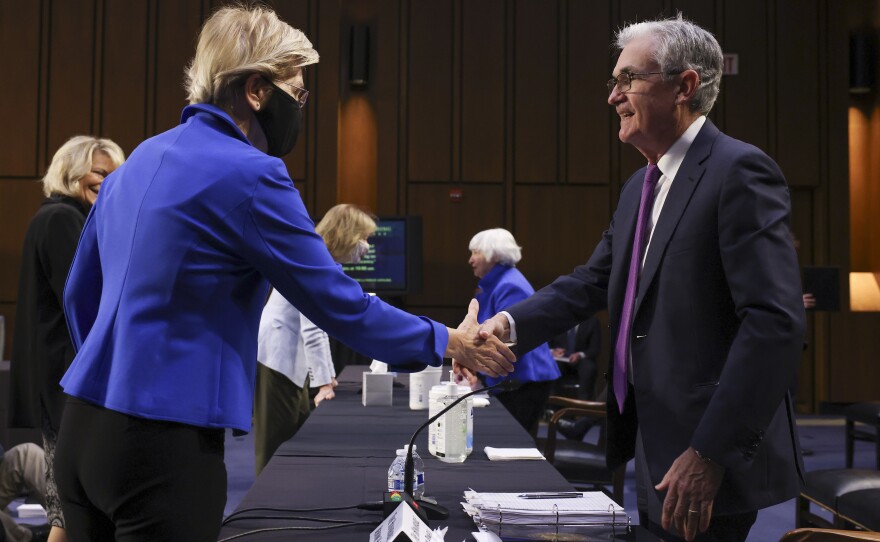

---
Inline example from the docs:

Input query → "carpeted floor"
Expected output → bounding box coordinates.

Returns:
[222,413,874,541]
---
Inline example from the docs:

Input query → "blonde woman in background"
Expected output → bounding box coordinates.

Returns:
[254,203,376,474]
[10,135,124,542]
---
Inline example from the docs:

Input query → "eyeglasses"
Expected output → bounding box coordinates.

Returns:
[606,70,682,95]
[271,79,310,108]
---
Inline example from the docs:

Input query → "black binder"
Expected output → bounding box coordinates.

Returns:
[802,266,841,312]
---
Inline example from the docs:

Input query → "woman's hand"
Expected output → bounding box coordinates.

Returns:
[445,299,515,378]
[314,384,335,406]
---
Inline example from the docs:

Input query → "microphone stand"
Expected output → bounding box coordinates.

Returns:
[400,378,513,520]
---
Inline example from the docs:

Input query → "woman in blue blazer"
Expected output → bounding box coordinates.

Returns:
[466,228,560,435]
[54,6,513,541]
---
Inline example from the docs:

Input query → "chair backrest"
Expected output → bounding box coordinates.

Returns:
[543,396,607,462]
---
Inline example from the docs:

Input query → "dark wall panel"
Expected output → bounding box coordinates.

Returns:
[0,0,41,177]
[47,0,97,157]
[102,0,149,154]
[513,0,558,183]
[567,0,612,184]
[460,0,505,183]
[407,1,453,182]
[671,0,716,32]
[619,0,664,26]
[514,185,610,291]
[775,0,820,187]
[406,184,504,308]
[721,0,769,153]
[0,182,44,302]
[274,1,311,183]
[155,0,204,134]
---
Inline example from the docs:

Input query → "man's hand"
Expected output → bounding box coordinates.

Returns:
[550,347,567,358]
[477,312,511,343]
[446,299,515,378]
[655,447,724,541]
[314,384,335,406]
[803,293,816,309]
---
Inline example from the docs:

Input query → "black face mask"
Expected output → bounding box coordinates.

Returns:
[254,81,302,157]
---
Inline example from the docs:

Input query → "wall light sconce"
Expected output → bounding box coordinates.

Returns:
[350,24,370,89]
[849,31,876,94]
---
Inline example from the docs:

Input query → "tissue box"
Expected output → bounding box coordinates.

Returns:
[362,372,394,406]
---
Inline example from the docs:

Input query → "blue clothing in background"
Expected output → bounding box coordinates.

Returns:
[475,264,560,388]
[62,104,445,433]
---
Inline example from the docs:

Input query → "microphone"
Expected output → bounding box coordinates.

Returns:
[396,377,521,520]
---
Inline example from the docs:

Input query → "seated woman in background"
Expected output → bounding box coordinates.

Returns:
[10,135,125,542]
[254,203,375,474]
[465,228,561,434]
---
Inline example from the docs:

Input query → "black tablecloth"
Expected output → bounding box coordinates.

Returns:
[218,366,648,541]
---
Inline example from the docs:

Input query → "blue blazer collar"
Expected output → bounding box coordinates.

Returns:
[477,264,511,291]
[181,103,252,146]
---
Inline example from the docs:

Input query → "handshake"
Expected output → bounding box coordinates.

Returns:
[444,299,517,384]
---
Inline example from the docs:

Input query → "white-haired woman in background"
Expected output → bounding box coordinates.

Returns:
[10,135,124,542]
[54,6,513,540]
[465,228,560,435]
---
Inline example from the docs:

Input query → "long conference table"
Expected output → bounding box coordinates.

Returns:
[218,366,654,541]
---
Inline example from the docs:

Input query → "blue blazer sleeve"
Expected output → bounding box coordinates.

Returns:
[64,210,102,351]
[240,163,446,368]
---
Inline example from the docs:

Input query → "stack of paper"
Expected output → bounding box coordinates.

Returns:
[462,490,629,538]
[483,447,545,461]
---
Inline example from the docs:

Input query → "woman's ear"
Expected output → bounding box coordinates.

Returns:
[243,73,269,112]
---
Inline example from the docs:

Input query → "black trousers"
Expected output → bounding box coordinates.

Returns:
[55,398,227,542]
[495,380,554,435]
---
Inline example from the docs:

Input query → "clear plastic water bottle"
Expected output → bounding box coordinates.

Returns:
[387,448,406,493]
[387,445,425,498]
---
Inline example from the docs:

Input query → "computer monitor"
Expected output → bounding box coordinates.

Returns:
[341,216,423,297]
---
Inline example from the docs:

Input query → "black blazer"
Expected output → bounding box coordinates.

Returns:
[506,120,805,515]
[10,196,87,431]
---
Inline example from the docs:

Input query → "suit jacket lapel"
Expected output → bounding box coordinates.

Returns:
[609,168,647,319]
[634,120,720,312]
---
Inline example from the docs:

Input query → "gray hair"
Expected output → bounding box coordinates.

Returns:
[469,228,522,267]
[615,14,723,115]
[42,136,126,198]
[185,4,319,106]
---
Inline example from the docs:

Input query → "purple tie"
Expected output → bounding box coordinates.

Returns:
[613,163,661,413]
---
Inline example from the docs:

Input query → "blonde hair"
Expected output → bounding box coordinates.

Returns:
[185,3,319,106]
[469,228,522,266]
[315,204,377,263]
[42,136,126,198]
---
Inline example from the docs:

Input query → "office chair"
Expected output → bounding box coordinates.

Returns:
[537,395,625,505]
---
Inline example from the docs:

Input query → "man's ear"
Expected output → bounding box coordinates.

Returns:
[243,73,270,111]
[675,69,700,106]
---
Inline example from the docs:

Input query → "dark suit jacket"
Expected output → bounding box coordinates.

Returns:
[10,196,88,431]
[505,119,805,514]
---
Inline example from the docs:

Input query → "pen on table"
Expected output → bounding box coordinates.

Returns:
[517,492,583,499]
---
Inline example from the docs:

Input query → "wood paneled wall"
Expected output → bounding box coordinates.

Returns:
[0,0,870,410]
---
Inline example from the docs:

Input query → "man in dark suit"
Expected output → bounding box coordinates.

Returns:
[474,15,804,542]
